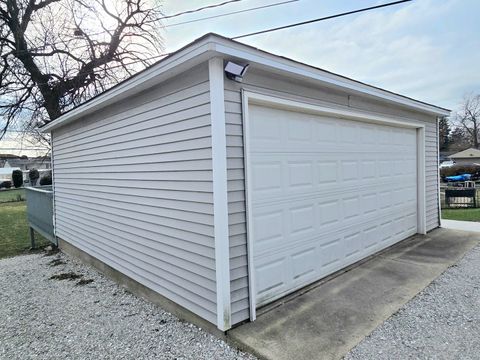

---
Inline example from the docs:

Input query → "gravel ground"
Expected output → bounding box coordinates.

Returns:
[3,245,480,360]
[0,251,256,360]
[345,244,480,360]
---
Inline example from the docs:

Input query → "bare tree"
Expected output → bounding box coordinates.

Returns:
[448,126,470,152]
[438,116,450,151]
[0,0,164,143]
[455,94,480,149]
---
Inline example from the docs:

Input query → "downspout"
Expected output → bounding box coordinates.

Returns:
[50,133,58,246]
[437,117,442,228]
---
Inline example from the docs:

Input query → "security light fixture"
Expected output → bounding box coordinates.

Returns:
[224,61,249,82]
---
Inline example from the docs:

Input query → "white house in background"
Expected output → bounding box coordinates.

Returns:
[4,157,51,171]
[0,167,21,182]
[41,33,450,332]
[448,148,480,165]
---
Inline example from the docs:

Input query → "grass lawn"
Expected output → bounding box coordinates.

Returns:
[0,188,25,203]
[442,208,480,222]
[0,202,49,259]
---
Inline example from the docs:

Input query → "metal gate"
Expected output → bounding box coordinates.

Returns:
[25,186,56,246]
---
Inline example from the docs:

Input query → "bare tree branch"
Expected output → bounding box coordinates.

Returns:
[0,0,164,146]
[454,94,480,149]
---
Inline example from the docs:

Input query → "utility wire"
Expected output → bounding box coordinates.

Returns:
[166,0,299,27]
[157,0,244,19]
[232,0,412,39]
[6,1,411,86]
[7,1,413,95]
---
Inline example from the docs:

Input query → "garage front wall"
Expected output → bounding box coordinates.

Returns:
[224,68,439,325]
[51,62,220,324]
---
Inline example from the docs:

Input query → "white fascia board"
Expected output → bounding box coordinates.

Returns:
[211,38,450,117]
[41,40,216,132]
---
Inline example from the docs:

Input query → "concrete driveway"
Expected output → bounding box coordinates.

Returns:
[228,228,480,360]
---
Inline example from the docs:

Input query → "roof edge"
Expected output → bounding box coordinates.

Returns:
[210,34,450,116]
[42,32,450,133]
[41,33,219,132]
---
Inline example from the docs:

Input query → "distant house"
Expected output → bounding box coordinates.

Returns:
[4,157,51,171]
[439,151,455,163]
[0,167,21,182]
[448,148,480,165]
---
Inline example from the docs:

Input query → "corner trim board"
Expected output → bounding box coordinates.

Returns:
[209,57,232,331]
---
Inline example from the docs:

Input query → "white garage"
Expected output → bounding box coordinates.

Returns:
[42,33,449,332]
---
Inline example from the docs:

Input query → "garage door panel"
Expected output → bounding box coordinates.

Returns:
[252,209,285,247]
[319,237,343,269]
[287,115,313,142]
[291,247,317,281]
[318,161,339,184]
[290,204,316,236]
[288,161,315,190]
[248,104,418,307]
[317,120,338,143]
[250,161,282,197]
[253,201,416,260]
[254,218,416,305]
[256,258,288,300]
[250,178,415,206]
[251,181,415,211]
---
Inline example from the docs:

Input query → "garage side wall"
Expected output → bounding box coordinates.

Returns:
[51,63,219,324]
[224,68,439,325]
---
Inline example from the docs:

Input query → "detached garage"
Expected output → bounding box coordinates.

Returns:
[42,33,450,332]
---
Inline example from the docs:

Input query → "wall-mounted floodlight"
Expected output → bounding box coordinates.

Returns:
[224,61,249,82]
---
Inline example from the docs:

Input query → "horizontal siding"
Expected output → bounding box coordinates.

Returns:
[52,62,218,324]
[225,67,440,325]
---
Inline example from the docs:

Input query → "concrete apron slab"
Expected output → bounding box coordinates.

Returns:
[227,228,480,360]
[441,219,480,233]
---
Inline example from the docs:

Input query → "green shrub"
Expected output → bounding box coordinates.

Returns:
[0,181,12,189]
[39,172,52,186]
[29,169,39,186]
[12,170,23,188]
[440,164,480,178]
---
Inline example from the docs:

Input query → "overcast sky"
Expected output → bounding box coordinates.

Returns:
[3,0,479,157]
[161,0,479,111]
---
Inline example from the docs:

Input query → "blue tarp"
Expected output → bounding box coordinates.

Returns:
[445,173,472,182]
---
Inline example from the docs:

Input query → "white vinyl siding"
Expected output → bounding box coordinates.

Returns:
[51,63,219,324]
[224,68,439,325]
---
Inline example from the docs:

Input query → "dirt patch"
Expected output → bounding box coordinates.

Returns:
[48,258,66,267]
[75,279,94,286]
[50,272,82,281]
[43,246,59,257]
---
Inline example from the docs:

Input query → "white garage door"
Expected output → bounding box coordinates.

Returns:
[247,104,418,307]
